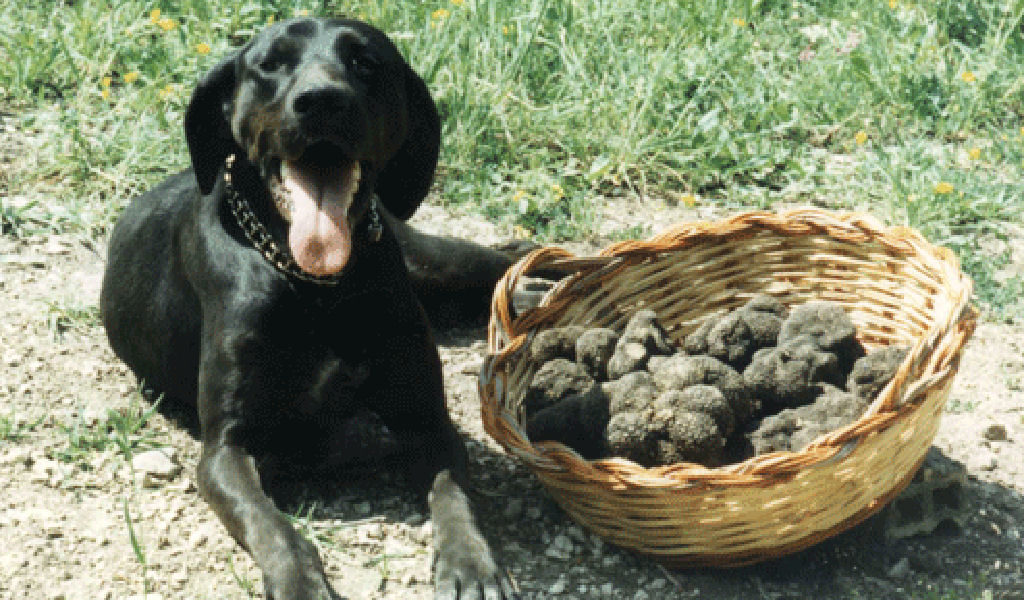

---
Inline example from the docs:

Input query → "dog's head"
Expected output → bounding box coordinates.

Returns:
[185,18,440,277]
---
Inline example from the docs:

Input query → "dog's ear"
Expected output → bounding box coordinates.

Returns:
[184,54,239,195]
[374,65,441,221]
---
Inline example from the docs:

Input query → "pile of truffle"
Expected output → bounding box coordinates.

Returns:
[523,295,908,467]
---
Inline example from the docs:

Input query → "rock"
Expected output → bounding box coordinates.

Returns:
[881,447,968,541]
[132,448,181,487]
[682,318,716,355]
[545,534,576,560]
[982,424,1008,442]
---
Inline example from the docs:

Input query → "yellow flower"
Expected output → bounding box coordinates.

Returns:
[158,84,176,100]
[432,9,450,20]
[960,70,976,83]
[967,147,981,160]
[101,88,110,100]
[124,71,139,84]
[149,8,160,24]
[934,182,954,195]
[907,194,917,203]
[551,184,565,200]
[451,0,465,5]
[681,194,697,207]
[855,130,868,145]
[158,17,176,31]
[296,9,309,16]
[733,18,747,27]
[196,42,211,55]
[889,0,896,8]
[512,189,526,203]
[1020,126,1024,137]
[502,25,511,35]
[267,15,275,24]
[101,76,112,88]
[512,224,531,239]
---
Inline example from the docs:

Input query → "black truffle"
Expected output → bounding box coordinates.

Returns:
[605,411,662,466]
[576,328,620,379]
[606,310,674,379]
[647,354,754,423]
[524,358,595,415]
[655,386,735,437]
[847,345,909,401]
[778,301,864,371]
[529,326,585,363]
[602,371,658,415]
[744,335,843,410]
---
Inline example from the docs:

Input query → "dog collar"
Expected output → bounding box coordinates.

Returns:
[222,154,383,286]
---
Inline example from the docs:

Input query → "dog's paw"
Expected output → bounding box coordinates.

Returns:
[263,537,343,600]
[434,535,519,600]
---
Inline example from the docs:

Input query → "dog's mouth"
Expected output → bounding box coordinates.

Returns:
[269,142,363,277]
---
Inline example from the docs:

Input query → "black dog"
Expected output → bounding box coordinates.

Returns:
[101,17,521,600]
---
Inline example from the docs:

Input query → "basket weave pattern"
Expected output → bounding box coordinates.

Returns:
[479,209,977,567]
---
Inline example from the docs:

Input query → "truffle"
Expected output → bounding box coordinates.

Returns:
[529,326,585,363]
[744,335,843,410]
[747,384,871,454]
[523,358,595,415]
[683,318,715,355]
[778,301,864,371]
[647,354,754,423]
[847,345,909,401]
[606,310,674,379]
[662,410,726,466]
[576,328,621,379]
[605,411,662,466]
[525,387,610,459]
[655,386,735,437]
[602,371,658,415]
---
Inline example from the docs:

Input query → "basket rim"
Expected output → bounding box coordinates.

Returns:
[480,208,978,491]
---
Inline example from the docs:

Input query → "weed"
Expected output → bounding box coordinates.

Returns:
[0,411,44,442]
[45,300,101,340]
[52,395,163,465]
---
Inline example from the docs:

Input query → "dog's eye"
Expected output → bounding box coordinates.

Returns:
[349,54,379,77]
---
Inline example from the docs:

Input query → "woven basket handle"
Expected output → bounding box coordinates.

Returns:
[488,246,598,350]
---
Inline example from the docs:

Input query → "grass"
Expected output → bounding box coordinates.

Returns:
[1,0,1021,317]
[52,393,164,465]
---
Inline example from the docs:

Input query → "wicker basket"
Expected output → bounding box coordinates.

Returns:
[479,208,977,567]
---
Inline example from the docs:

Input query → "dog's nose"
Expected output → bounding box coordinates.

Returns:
[293,86,351,119]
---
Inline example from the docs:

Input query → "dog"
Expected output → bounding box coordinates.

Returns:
[100,17,522,600]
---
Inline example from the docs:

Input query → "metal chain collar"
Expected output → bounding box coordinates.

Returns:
[222,154,382,286]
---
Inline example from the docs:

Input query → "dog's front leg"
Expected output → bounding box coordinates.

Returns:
[197,441,338,600]
[392,422,519,600]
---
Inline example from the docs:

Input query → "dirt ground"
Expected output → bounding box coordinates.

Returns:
[1,199,1023,600]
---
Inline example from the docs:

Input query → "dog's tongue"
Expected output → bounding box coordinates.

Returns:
[281,160,360,277]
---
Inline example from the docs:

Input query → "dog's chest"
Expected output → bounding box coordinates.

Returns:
[288,350,372,418]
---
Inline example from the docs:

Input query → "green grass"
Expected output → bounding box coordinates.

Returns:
[1,0,1022,316]
[52,394,163,465]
